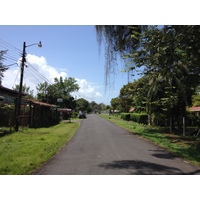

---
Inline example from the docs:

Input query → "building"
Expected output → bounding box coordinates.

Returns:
[189,106,200,116]
[0,86,60,129]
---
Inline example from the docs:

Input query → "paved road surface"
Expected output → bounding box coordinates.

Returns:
[35,114,200,175]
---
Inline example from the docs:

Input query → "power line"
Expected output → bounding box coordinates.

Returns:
[0,39,22,53]
[26,66,44,86]
[11,67,20,88]
[26,64,52,85]
[0,39,53,86]
[3,55,19,62]
[0,45,21,58]
[25,55,55,85]
[27,63,54,85]
[25,55,53,82]
[24,65,59,94]
[1,39,62,95]
[0,40,22,68]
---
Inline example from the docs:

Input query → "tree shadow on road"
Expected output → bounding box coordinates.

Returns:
[148,149,177,159]
[99,160,200,175]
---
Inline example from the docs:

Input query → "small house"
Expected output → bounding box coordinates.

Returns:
[189,107,200,117]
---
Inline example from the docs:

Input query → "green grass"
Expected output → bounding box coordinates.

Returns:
[0,121,80,175]
[101,114,200,167]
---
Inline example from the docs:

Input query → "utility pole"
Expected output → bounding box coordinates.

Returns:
[15,42,26,132]
[15,41,42,132]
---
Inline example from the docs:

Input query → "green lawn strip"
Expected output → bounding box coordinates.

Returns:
[0,122,80,175]
[100,114,200,167]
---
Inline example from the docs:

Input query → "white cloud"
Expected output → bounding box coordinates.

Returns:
[72,79,102,102]
[25,54,68,84]
[2,54,102,102]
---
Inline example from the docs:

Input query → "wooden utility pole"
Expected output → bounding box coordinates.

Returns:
[15,42,26,132]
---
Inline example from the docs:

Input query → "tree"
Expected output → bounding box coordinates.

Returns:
[89,101,98,113]
[127,25,200,133]
[192,94,200,107]
[37,76,80,109]
[76,98,89,112]
[110,97,121,111]
[89,101,104,113]
[95,25,147,88]
[13,83,34,99]
[130,76,149,113]
[0,50,8,85]
[192,86,200,106]
[119,82,136,112]
[36,81,49,102]
[54,77,79,96]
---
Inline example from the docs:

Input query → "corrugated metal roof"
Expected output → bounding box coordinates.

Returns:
[129,107,135,112]
[0,86,26,97]
[22,98,57,107]
[57,108,72,112]
[189,107,200,112]
[31,100,57,107]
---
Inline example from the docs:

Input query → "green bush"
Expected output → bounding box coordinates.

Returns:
[139,114,148,124]
[71,112,78,118]
[121,113,130,121]
[130,113,138,122]
[121,112,148,124]
[130,113,148,124]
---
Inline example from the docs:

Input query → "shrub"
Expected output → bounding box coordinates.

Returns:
[121,112,148,124]
[121,113,130,121]
[130,113,148,124]
[139,114,148,124]
[71,112,78,118]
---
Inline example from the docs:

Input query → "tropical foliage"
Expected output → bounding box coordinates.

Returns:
[13,83,34,99]
[95,25,147,87]
[0,50,8,81]
[108,25,200,134]
[36,76,79,109]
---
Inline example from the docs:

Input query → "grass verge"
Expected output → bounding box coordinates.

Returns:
[100,114,200,168]
[0,121,80,175]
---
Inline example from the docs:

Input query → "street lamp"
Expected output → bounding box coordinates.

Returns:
[15,41,42,132]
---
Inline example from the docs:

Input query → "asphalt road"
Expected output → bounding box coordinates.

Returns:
[35,114,200,175]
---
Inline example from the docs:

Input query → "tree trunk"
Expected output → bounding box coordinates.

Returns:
[183,116,186,136]
[148,114,152,125]
[170,116,173,133]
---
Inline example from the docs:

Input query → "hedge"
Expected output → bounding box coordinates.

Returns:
[121,113,130,121]
[121,113,148,124]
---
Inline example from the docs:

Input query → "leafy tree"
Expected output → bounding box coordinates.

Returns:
[76,98,89,112]
[0,50,8,85]
[99,103,106,111]
[110,97,121,111]
[89,101,98,113]
[131,76,149,113]
[192,94,200,107]
[36,81,49,102]
[119,82,139,112]
[13,83,34,99]
[89,101,104,113]
[37,76,79,109]
[126,25,200,132]
[97,25,200,134]
[53,77,79,96]
[105,105,111,110]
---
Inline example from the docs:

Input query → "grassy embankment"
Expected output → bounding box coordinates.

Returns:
[0,121,80,175]
[100,114,200,168]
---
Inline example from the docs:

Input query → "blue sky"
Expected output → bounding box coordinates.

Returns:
[0,1,197,198]
[0,1,196,105]
[0,25,134,105]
